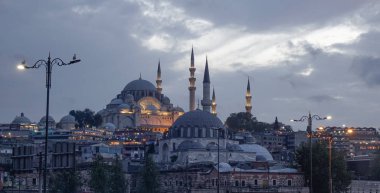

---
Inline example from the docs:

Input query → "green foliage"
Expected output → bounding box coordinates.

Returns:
[370,152,380,180]
[296,142,351,193]
[109,156,127,193]
[89,155,127,193]
[89,156,109,193]
[138,155,160,193]
[49,170,81,193]
[225,112,292,133]
[69,108,102,128]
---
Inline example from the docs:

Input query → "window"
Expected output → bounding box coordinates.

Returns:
[273,180,277,186]
[254,179,258,185]
[287,179,292,186]
[33,178,37,185]
[173,143,176,151]
[212,179,215,186]
[235,180,239,187]
[242,180,246,187]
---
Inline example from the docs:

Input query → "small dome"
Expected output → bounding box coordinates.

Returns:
[12,113,32,124]
[123,78,156,91]
[118,103,130,109]
[103,123,116,131]
[206,143,220,150]
[173,106,184,112]
[60,115,75,124]
[177,140,204,151]
[110,98,123,105]
[216,162,233,172]
[226,143,243,152]
[125,94,134,103]
[239,144,273,161]
[162,96,170,105]
[39,116,55,125]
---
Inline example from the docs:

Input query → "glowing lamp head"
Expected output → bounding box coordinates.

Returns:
[347,129,353,134]
[290,119,295,122]
[318,126,324,131]
[326,116,332,120]
[17,60,26,70]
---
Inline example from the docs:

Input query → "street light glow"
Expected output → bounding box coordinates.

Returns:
[326,116,332,120]
[17,64,25,70]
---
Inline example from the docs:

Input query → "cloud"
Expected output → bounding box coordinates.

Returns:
[307,95,342,103]
[351,56,380,87]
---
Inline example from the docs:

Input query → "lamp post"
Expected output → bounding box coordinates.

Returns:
[17,53,80,193]
[317,127,353,193]
[291,112,331,193]
[213,127,223,193]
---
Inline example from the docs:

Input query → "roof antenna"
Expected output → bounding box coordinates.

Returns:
[139,73,142,80]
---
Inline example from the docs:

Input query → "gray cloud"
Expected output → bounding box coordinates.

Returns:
[351,56,380,87]
[1,0,380,129]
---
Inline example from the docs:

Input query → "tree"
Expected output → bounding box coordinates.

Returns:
[69,108,102,128]
[89,156,110,193]
[296,142,351,193]
[109,156,127,193]
[138,155,160,193]
[49,170,81,193]
[369,152,380,180]
[225,112,292,134]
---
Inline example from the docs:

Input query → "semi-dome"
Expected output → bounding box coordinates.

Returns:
[177,140,204,151]
[12,113,32,124]
[118,103,130,109]
[123,78,156,91]
[60,114,75,124]
[239,144,274,161]
[110,98,123,105]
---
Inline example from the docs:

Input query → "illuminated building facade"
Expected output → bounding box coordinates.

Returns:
[97,62,184,134]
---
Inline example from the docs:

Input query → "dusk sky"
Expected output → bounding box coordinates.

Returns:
[1,0,380,130]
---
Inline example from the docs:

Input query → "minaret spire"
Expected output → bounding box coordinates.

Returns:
[201,56,211,112]
[188,46,196,111]
[211,87,217,116]
[156,60,162,95]
[245,77,252,114]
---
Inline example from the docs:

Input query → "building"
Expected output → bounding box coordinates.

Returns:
[97,64,184,133]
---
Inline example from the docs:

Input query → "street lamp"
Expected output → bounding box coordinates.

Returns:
[17,53,80,193]
[317,127,353,193]
[290,112,331,193]
[212,127,223,193]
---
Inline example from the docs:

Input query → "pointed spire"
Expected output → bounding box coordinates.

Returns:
[156,60,162,95]
[139,73,142,80]
[245,77,252,114]
[203,56,210,83]
[191,46,194,67]
[247,77,251,92]
[212,87,217,116]
[212,87,215,101]
[274,116,279,130]
[158,60,161,76]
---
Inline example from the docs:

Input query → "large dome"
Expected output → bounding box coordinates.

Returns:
[172,109,223,128]
[169,109,224,138]
[60,115,75,124]
[123,78,156,91]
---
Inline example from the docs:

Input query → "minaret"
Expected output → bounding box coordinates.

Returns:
[211,87,217,116]
[245,77,252,114]
[188,47,196,111]
[201,57,211,112]
[273,116,279,130]
[156,60,162,95]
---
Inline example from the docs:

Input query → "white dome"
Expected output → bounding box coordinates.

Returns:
[103,123,116,131]
[12,113,32,124]
[239,144,274,161]
[60,114,75,124]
